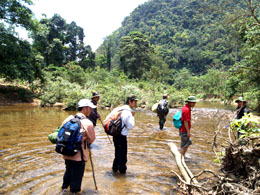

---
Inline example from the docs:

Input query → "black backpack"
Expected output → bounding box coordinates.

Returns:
[55,115,83,156]
[157,99,168,114]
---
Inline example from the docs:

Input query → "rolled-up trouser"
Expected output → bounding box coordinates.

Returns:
[179,131,192,148]
[113,134,127,173]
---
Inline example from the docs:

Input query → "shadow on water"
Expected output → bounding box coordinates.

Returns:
[0,103,235,194]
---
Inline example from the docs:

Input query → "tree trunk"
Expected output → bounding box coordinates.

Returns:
[168,143,198,184]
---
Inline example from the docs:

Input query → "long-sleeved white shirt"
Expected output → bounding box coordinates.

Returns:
[104,105,135,136]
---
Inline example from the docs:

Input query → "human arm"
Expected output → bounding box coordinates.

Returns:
[184,121,191,138]
[182,106,191,137]
[122,110,135,130]
[81,119,96,144]
[97,112,101,120]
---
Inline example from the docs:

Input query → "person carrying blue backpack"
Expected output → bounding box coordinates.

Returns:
[60,99,96,194]
[179,96,198,157]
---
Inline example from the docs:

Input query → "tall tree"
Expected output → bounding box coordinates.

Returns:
[0,0,43,82]
[236,1,260,111]
[119,31,154,78]
[0,0,33,30]
[31,14,95,68]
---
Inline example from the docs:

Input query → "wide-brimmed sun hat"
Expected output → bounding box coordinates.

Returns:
[235,97,246,103]
[127,95,138,101]
[185,96,198,103]
[92,92,100,98]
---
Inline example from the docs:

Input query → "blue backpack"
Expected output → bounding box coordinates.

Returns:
[173,110,182,129]
[55,115,83,156]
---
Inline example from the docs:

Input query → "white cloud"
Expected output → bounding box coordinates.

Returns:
[29,0,148,51]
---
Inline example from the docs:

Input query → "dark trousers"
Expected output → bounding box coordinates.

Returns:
[113,134,127,173]
[62,160,85,193]
[158,113,166,130]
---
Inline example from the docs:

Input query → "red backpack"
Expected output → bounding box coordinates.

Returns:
[104,110,125,136]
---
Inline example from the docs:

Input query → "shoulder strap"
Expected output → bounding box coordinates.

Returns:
[74,115,87,161]
[75,114,86,120]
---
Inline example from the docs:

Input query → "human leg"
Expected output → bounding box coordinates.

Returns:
[112,136,119,172]
[118,135,127,173]
[179,132,192,157]
[159,114,166,130]
[62,160,72,190]
[113,135,127,173]
[180,146,189,156]
[69,160,85,193]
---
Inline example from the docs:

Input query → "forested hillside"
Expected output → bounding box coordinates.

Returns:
[96,0,260,111]
[1,0,260,111]
[97,0,243,74]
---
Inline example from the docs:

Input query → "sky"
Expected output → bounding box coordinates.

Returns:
[23,0,149,51]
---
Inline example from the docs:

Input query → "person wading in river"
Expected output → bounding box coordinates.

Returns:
[88,92,102,128]
[179,96,198,156]
[157,94,169,130]
[61,99,96,194]
[105,95,138,174]
[235,96,249,138]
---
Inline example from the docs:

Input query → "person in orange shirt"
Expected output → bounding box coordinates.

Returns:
[61,99,96,194]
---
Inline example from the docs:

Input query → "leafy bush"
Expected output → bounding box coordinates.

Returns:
[230,113,260,139]
[40,77,85,108]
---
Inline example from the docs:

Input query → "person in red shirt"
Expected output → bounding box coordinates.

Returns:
[179,96,198,156]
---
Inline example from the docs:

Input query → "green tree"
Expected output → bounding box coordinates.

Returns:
[31,14,95,68]
[100,0,241,74]
[0,0,33,29]
[226,0,260,111]
[0,0,43,82]
[119,31,154,78]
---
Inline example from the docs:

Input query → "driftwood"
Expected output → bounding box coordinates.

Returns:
[168,143,198,184]
[168,138,260,194]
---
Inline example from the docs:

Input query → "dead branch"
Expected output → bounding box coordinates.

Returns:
[169,170,210,192]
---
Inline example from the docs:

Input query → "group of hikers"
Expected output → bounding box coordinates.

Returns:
[57,92,249,194]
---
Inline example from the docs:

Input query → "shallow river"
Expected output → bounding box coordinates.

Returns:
[0,103,236,194]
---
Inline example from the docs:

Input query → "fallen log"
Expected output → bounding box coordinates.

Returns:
[168,142,198,184]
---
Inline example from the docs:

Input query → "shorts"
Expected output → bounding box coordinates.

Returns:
[179,131,192,148]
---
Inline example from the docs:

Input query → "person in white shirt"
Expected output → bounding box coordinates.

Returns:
[110,95,138,174]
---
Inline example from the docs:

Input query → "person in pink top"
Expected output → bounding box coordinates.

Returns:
[179,96,198,156]
[61,99,96,194]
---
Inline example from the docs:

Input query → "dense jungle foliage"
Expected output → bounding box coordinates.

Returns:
[0,0,260,111]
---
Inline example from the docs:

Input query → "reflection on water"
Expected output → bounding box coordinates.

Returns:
[195,101,236,110]
[0,104,233,194]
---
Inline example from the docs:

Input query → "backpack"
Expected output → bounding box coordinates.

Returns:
[157,99,168,114]
[173,110,182,129]
[104,110,125,136]
[55,115,83,156]
[48,126,61,144]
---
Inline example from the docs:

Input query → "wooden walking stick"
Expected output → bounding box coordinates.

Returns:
[88,147,98,190]
[99,119,112,144]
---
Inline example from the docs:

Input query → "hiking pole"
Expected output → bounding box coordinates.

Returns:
[99,119,112,144]
[88,147,98,191]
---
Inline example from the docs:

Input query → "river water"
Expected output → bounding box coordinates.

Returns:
[0,103,236,194]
